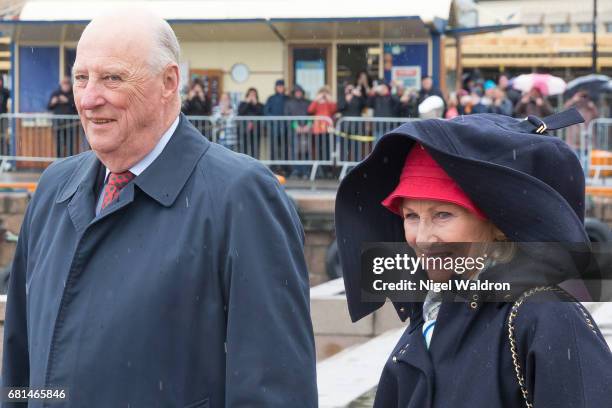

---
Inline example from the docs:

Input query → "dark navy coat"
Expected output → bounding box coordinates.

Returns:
[336,110,612,407]
[2,114,317,407]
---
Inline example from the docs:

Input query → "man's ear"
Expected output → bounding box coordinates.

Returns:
[162,63,179,99]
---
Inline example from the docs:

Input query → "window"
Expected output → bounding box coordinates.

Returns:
[526,25,544,34]
[551,23,570,33]
[578,23,594,33]
[606,22,612,33]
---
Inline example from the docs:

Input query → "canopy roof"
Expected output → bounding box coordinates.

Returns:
[17,0,452,24]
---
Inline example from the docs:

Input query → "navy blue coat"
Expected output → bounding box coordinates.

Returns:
[336,110,612,407]
[2,114,317,407]
[264,93,288,116]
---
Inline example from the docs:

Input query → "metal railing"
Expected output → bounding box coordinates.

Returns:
[0,113,610,183]
[550,123,589,175]
[0,113,87,171]
[587,118,612,184]
[334,117,418,179]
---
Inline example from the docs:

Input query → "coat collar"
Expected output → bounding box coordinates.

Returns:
[132,114,209,207]
[56,113,209,208]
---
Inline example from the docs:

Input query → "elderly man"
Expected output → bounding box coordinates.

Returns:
[2,11,317,408]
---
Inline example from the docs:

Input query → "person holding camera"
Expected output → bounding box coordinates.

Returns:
[181,80,211,116]
[338,84,365,117]
[514,84,553,118]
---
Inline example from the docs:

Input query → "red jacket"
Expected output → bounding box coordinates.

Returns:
[308,100,336,134]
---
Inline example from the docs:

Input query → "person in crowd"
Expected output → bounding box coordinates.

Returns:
[212,92,237,151]
[514,84,554,118]
[0,77,10,114]
[237,87,264,157]
[335,109,612,407]
[417,75,445,106]
[469,91,489,114]
[488,87,514,116]
[355,71,372,98]
[48,76,77,115]
[456,89,471,115]
[264,79,288,116]
[285,85,310,117]
[264,79,289,172]
[397,88,419,118]
[367,80,398,118]
[444,92,460,119]
[237,87,264,116]
[336,83,365,167]
[563,90,599,151]
[392,81,405,103]
[285,85,311,178]
[481,80,496,106]
[367,80,399,141]
[47,76,79,157]
[2,11,318,407]
[307,85,336,170]
[0,77,10,156]
[498,73,521,106]
[308,85,336,132]
[181,79,210,116]
[338,84,365,117]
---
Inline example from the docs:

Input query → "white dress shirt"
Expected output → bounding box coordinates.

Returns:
[95,115,180,215]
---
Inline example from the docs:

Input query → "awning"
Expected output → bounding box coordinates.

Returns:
[3,0,452,42]
[17,0,452,24]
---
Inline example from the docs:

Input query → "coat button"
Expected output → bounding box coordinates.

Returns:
[472,294,479,301]
[469,301,478,309]
[399,307,405,313]
[392,356,398,363]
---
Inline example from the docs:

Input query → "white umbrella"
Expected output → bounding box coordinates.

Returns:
[512,73,567,96]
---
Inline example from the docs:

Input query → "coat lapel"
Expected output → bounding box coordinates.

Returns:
[132,114,209,207]
[396,316,435,406]
[57,114,210,229]
[55,152,101,235]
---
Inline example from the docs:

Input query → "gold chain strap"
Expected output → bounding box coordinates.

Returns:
[507,286,597,408]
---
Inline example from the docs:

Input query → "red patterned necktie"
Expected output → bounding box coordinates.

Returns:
[101,171,135,210]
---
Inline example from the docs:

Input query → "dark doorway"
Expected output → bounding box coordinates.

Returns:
[336,44,380,99]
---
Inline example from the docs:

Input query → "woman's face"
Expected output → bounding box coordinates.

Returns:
[400,199,496,281]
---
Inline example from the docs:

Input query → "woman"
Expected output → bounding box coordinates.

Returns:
[285,85,312,178]
[237,87,264,116]
[237,87,264,157]
[514,85,554,118]
[212,93,237,151]
[335,109,612,407]
[307,86,336,162]
[181,80,211,116]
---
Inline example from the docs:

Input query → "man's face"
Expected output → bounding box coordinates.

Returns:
[72,27,162,157]
[275,85,285,94]
[422,77,432,91]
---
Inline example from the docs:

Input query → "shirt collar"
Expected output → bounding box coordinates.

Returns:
[104,115,180,178]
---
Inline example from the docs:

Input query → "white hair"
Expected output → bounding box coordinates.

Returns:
[148,19,180,73]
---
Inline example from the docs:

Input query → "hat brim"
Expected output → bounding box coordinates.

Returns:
[381,176,487,219]
[336,126,589,323]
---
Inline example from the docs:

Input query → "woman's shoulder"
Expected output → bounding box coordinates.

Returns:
[514,289,589,323]
[511,289,606,346]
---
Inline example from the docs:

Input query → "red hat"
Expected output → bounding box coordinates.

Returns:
[381,144,487,219]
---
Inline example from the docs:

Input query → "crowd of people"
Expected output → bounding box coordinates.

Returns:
[39,71,602,170]
[181,71,603,130]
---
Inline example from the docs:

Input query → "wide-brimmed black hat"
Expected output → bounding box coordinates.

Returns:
[335,109,590,322]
